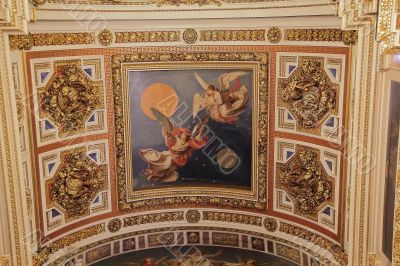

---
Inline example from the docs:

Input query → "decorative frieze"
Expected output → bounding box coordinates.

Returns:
[9,33,95,50]
[115,31,180,43]
[200,29,265,41]
[284,29,357,45]
[203,211,262,226]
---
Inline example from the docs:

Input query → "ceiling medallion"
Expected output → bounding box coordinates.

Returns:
[186,210,201,223]
[47,149,107,220]
[267,27,282,43]
[277,147,333,216]
[279,58,337,129]
[151,0,223,6]
[263,217,278,232]
[107,218,122,233]
[182,28,198,44]
[98,29,113,47]
[39,64,101,134]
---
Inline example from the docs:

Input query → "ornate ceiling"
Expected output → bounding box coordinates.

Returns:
[0,0,399,266]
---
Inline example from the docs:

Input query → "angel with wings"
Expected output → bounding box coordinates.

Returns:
[139,108,209,183]
[193,71,249,124]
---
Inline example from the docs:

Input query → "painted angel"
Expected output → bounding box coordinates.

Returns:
[193,71,249,124]
[139,108,209,183]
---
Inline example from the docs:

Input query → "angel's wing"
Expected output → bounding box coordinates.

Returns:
[219,71,249,90]
[192,93,206,118]
[195,73,210,91]
[151,108,174,134]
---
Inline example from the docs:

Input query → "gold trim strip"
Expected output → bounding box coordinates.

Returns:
[115,31,180,43]
[203,211,262,226]
[32,0,325,6]
[279,222,346,265]
[284,28,358,45]
[200,30,265,42]
[9,33,95,50]
[36,3,335,12]
[32,223,105,266]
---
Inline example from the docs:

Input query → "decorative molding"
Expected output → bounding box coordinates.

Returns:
[203,211,262,226]
[393,133,400,265]
[9,33,95,50]
[32,223,106,266]
[199,29,265,41]
[115,31,180,43]
[0,256,10,266]
[367,253,376,266]
[151,0,223,6]
[284,29,358,45]
[279,222,346,265]
[48,226,334,265]
[29,0,315,6]
[123,212,184,227]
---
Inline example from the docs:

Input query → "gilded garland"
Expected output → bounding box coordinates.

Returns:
[112,51,268,212]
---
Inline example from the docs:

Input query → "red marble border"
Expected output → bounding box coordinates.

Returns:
[25,45,349,244]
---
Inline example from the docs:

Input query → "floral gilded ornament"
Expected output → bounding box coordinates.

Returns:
[107,218,122,233]
[278,58,337,129]
[98,29,113,46]
[183,29,198,44]
[186,210,201,223]
[263,217,278,232]
[47,150,107,220]
[39,64,102,135]
[276,147,333,217]
[267,27,282,43]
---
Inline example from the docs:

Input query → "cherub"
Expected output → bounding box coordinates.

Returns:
[139,108,209,182]
[193,71,249,124]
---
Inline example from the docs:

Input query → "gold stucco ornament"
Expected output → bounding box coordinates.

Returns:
[48,150,107,219]
[39,64,101,135]
[98,29,113,46]
[183,28,198,44]
[267,27,282,43]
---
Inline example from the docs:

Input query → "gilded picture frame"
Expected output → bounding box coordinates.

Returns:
[112,51,268,212]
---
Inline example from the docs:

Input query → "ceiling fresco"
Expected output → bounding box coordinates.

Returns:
[16,41,350,265]
[1,0,398,265]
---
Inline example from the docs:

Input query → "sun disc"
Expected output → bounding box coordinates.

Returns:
[141,83,179,120]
